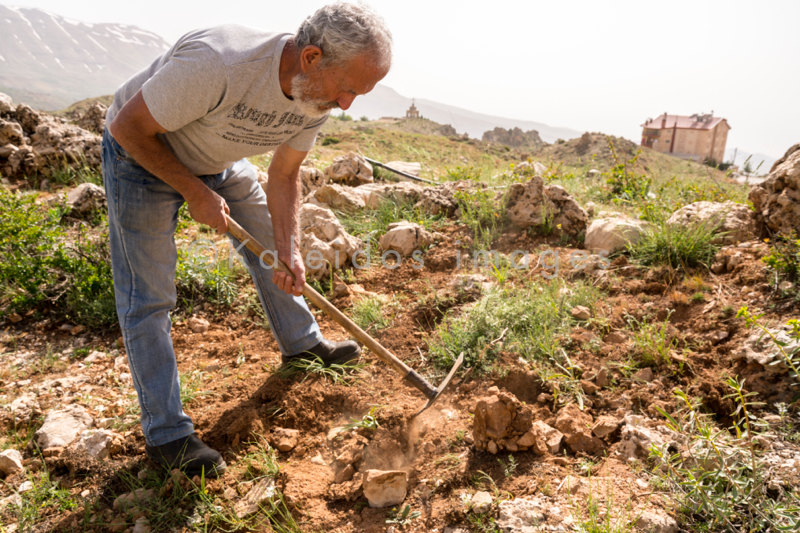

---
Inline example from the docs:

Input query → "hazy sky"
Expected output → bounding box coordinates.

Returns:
[7,0,798,157]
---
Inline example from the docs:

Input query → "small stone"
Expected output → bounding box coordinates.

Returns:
[591,416,621,438]
[632,368,654,382]
[34,405,94,449]
[595,367,608,388]
[70,325,86,335]
[570,306,591,320]
[187,317,209,334]
[471,490,493,513]
[271,428,300,452]
[18,480,34,492]
[223,487,237,500]
[333,282,350,297]
[334,464,355,484]
[0,449,24,476]
[537,393,553,404]
[635,511,679,533]
[81,489,91,498]
[604,331,627,344]
[234,478,277,518]
[362,470,408,508]
[84,350,104,363]
[9,313,23,323]
[580,380,598,394]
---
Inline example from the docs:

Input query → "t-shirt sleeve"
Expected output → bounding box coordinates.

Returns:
[141,42,228,132]
[285,114,329,152]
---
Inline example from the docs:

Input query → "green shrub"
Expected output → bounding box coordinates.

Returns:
[627,219,721,271]
[454,188,503,250]
[321,136,341,146]
[333,112,353,121]
[762,233,800,284]
[174,249,238,311]
[0,190,116,326]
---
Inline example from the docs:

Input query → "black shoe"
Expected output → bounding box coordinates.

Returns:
[145,433,227,478]
[281,338,361,366]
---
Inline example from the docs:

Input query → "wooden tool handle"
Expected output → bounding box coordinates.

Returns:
[225,215,416,379]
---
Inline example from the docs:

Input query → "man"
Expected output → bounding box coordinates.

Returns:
[103,2,391,477]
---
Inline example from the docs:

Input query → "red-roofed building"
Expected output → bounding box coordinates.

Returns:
[641,112,730,163]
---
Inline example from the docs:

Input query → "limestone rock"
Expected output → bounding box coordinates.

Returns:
[470,491,493,513]
[591,416,621,438]
[299,166,326,195]
[585,214,651,253]
[67,183,106,214]
[271,428,299,452]
[299,204,363,280]
[497,497,547,532]
[328,472,363,501]
[0,449,24,476]
[750,145,800,236]
[635,511,679,533]
[482,127,544,149]
[72,429,123,460]
[9,392,40,424]
[34,405,93,449]
[615,414,682,462]
[414,180,486,218]
[555,403,603,454]
[570,306,591,320]
[518,420,563,455]
[0,92,13,115]
[187,317,209,334]
[324,152,373,186]
[313,183,366,212]
[733,325,800,375]
[666,201,756,244]
[505,176,588,236]
[362,470,408,508]
[74,103,107,135]
[379,221,438,256]
[234,478,277,518]
[354,181,424,209]
[0,118,24,145]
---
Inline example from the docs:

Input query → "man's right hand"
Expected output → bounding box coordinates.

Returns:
[186,187,230,233]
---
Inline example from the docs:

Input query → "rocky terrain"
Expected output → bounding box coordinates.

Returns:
[0,93,799,532]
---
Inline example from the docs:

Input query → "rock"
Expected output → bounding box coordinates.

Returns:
[0,118,24,145]
[585,214,651,253]
[635,511,679,533]
[187,317,209,334]
[497,497,547,532]
[415,180,486,218]
[18,480,33,492]
[749,145,800,236]
[615,414,682,462]
[324,152,373,186]
[733,325,800,375]
[591,416,621,438]
[571,306,591,320]
[385,161,421,177]
[113,488,156,512]
[470,491,493,513]
[0,92,13,114]
[34,405,93,449]
[632,368,654,382]
[70,324,86,335]
[334,464,355,484]
[234,478,277,518]
[666,201,756,244]
[298,204,363,280]
[132,517,151,533]
[555,403,603,454]
[271,428,299,452]
[328,472,364,501]
[450,274,493,292]
[313,183,366,212]
[298,166,326,195]
[353,181,423,208]
[362,470,408,508]
[379,221,438,256]
[580,380,598,394]
[84,350,104,363]
[72,429,123,460]
[0,449,24,476]
[595,367,608,387]
[482,127,544,149]
[74,103,107,135]
[473,395,514,452]
[505,176,588,236]
[518,420,563,455]
[9,312,23,323]
[604,331,627,345]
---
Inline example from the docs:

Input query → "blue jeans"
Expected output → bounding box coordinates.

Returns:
[102,130,322,446]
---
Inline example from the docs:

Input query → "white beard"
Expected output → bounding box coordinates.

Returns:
[290,72,339,118]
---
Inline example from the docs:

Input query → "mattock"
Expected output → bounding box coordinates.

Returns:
[225,214,465,416]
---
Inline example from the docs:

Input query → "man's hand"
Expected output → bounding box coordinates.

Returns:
[273,241,305,296]
[185,186,230,233]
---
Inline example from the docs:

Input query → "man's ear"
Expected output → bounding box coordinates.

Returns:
[300,45,323,72]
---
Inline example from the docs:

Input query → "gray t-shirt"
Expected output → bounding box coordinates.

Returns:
[107,26,328,176]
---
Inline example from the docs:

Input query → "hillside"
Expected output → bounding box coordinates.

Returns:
[0,4,168,110]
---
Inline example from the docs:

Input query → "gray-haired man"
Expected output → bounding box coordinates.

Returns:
[103,2,391,477]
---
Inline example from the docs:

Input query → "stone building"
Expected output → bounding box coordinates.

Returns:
[640,112,730,163]
[405,99,420,119]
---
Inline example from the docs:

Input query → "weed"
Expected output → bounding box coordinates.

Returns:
[174,247,239,310]
[454,188,503,250]
[627,218,721,271]
[386,504,420,527]
[239,434,282,480]
[350,294,391,332]
[7,469,77,531]
[652,386,800,531]
[763,233,800,294]
[277,356,366,386]
[721,305,735,317]
[321,136,341,146]
[179,370,211,406]
[496,454,518,479]
[569,478,640,533]
[626,313,676,368]
[604,140,651,204]
[342,405,382,432]
[691,292,706,303]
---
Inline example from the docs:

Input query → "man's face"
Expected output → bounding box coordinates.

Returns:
[291,52,388,118]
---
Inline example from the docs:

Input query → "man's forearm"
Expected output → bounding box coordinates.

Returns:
[266,171,301,256]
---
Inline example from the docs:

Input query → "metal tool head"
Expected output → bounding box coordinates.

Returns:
[413,352,465,417]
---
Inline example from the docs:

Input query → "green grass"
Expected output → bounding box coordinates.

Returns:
[626,314,676,368]
[350,294,391,332]
[277,356,366,386]
[427,278,601,374]
[626,218,721,271]
[175,247,241,312]
[179,370,211,406]
[5,469,77,531]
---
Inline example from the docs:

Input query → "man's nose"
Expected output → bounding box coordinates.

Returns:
[336,93,356,110]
